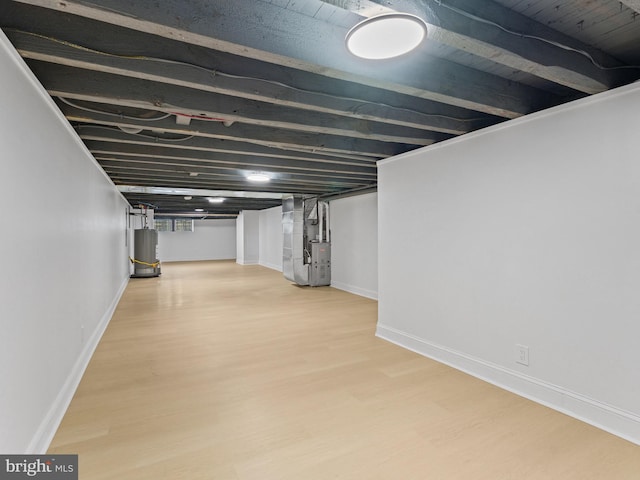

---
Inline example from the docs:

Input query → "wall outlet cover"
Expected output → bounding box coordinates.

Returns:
[516,344,530,366]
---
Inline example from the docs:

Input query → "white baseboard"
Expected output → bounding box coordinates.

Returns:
[236,259,259,265]
[330,280,378,300]
[162,257,236,263]
[259,261,283,272]
[376,323,640,446]
[27,276,129,453]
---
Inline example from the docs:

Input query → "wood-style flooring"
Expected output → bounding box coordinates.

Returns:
[49,260,640,479]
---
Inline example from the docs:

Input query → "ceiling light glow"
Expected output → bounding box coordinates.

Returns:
[208,197,225,203]
[195,208,204,212]
[118,126,144,134]
[246,173,271,183]
[346,13,426,60]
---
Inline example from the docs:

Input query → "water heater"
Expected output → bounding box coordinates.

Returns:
[131,228,161,278]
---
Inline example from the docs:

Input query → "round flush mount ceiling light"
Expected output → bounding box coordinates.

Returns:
[346,13,427,60]
[246,173,271,183]
[208,197,225,203]
[118,126,144,134]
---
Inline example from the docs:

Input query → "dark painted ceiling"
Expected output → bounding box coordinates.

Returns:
[2,0,640,216]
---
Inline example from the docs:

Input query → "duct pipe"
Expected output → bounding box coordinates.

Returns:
[325,201,330,242]
[282,196,309,285]
[318,201,324,243]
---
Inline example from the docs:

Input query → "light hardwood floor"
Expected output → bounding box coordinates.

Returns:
[49,260,640,479]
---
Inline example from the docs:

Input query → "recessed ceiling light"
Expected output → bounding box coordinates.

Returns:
[246,173,271,183]
[346,13,427,60]
[189,172,199,177]
[195,208,204,212]
[208,197,225,203]
[184,196,192,200]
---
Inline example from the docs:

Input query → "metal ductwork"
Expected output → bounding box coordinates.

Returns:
[282,196,331,286]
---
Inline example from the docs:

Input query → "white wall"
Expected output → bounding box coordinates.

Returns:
[377,82,640,445]
[259,206,283,271]
[330,193,378,299]
[0,31,130,453]
[158,219,236,262]
[236,211,245,263]
[236,210,260,265]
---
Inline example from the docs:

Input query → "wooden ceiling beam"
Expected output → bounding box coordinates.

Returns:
[619,0,640,14]
[8,29,476,135]
[29,60,445,146]
[321,0,632,93]
[13,0,558,117]
[75,126,376,168]
[57,101,406,159]
[85,141,378,178]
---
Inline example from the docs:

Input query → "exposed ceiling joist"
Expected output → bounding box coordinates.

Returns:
[57,101,406,159]
[75,126,377,166]
[0,3,500,131]
[8,29,484,135]
[106,168,366,191]
[86,140,377,178]
[3,0,639,216]
[320,0,631,94]
[619,0,640,14]
[28,60,446,146]
[12,0,560,118]
[102,170,370,192]
[118,186,293,199]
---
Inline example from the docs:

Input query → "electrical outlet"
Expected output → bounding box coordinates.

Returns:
[515,344,529,366]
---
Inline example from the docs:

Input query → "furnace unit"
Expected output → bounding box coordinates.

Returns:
[282,196,331,286]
